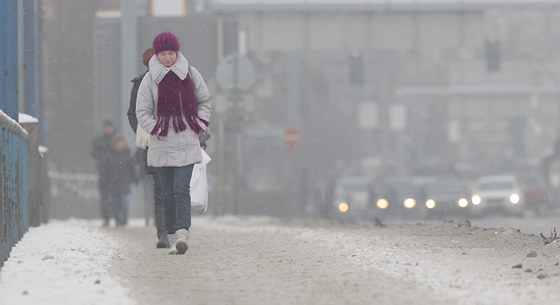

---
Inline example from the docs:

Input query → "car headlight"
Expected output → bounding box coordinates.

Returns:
[458,198,469,208]
[471,195,481,205]
[509,193,520,204]
[426,199,436,209]
[338,202,349,213]
[376,199,389,209]
[404,198,416,209]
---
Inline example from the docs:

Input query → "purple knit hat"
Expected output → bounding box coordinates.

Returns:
[153,32,180,54]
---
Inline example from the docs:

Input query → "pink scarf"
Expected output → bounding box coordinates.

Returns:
[150,71,208,137]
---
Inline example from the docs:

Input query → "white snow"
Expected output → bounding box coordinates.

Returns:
[0,109,28,138]
[2,216,560,305]
[18,113,39,124]
[38,145,49,156]
[0,220,135,305]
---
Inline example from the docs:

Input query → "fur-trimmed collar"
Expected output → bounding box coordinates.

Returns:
[148,52,190,84]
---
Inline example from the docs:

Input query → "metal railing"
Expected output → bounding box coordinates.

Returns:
[48,171,99,219]
[0,110,30,268]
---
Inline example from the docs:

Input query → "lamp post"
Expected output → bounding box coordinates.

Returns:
[120,0,137,142]
[215,53,255,214]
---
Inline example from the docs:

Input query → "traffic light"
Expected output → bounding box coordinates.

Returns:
[486,40,501,72]
[349,51,364,85]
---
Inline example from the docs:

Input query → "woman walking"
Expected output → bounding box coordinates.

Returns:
[136,32,212,255]
[127,47,170,248]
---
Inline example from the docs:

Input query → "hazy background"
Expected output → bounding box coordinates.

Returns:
[40,0,560,220]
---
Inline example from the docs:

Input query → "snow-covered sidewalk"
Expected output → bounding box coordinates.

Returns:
[3,216,560,305]
[0,220,135,305]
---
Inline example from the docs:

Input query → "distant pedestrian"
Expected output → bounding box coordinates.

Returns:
[136,32,212,255]
[92,120,116,226]
[127,47,170,248]
[107,134,138,226]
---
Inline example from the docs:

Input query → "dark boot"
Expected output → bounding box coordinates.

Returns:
[154,204,169,248]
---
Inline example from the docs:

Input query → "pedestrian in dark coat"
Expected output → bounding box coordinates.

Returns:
[126,47,170,248]
[107,134,137,226]
[92,120,116,226]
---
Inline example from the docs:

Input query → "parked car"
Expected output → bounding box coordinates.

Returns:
[470,175,524,216]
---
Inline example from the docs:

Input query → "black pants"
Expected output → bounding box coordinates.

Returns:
[99,179,112,222]
[151,170,163,208]
[158,164,194,234]
[109,191,129,226]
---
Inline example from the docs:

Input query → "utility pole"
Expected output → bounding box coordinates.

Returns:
[120,0,137,141]
[230,55,241,214]
[0,0,19,118]
[23,0,37,117]
[215,18,226,216]
[215,52,255,215]
[36,0,45,144]
[375,51,393,170]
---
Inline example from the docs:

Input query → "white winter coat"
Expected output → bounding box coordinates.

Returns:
[136,52,212,167]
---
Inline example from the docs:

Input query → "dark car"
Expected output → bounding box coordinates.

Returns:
[518,173,549,212]
[424,178,472,218]
[372,177,426,220]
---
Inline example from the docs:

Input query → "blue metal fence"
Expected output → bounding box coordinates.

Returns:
[23,0,46,144]
[23,0,38,117]
[0,0,18,119]
[1,0,30,268]
[0,111,29,268]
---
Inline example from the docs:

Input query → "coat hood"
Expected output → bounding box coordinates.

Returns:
[148,52,190,84]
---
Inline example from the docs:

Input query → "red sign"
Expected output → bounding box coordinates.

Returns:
[284,128,300,148]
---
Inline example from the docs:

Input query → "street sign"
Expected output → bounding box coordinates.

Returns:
[215,53,255,92]
[284,128,300,148]
[358,102,378,130]
[390,104,407,131]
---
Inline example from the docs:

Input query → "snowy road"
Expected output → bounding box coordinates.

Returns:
[108,217,445,305]
[2,216,560,305]
[471,215,560,235]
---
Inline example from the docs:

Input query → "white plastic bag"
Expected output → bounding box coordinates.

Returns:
[135,125,150,148]
[190,149,211,214]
